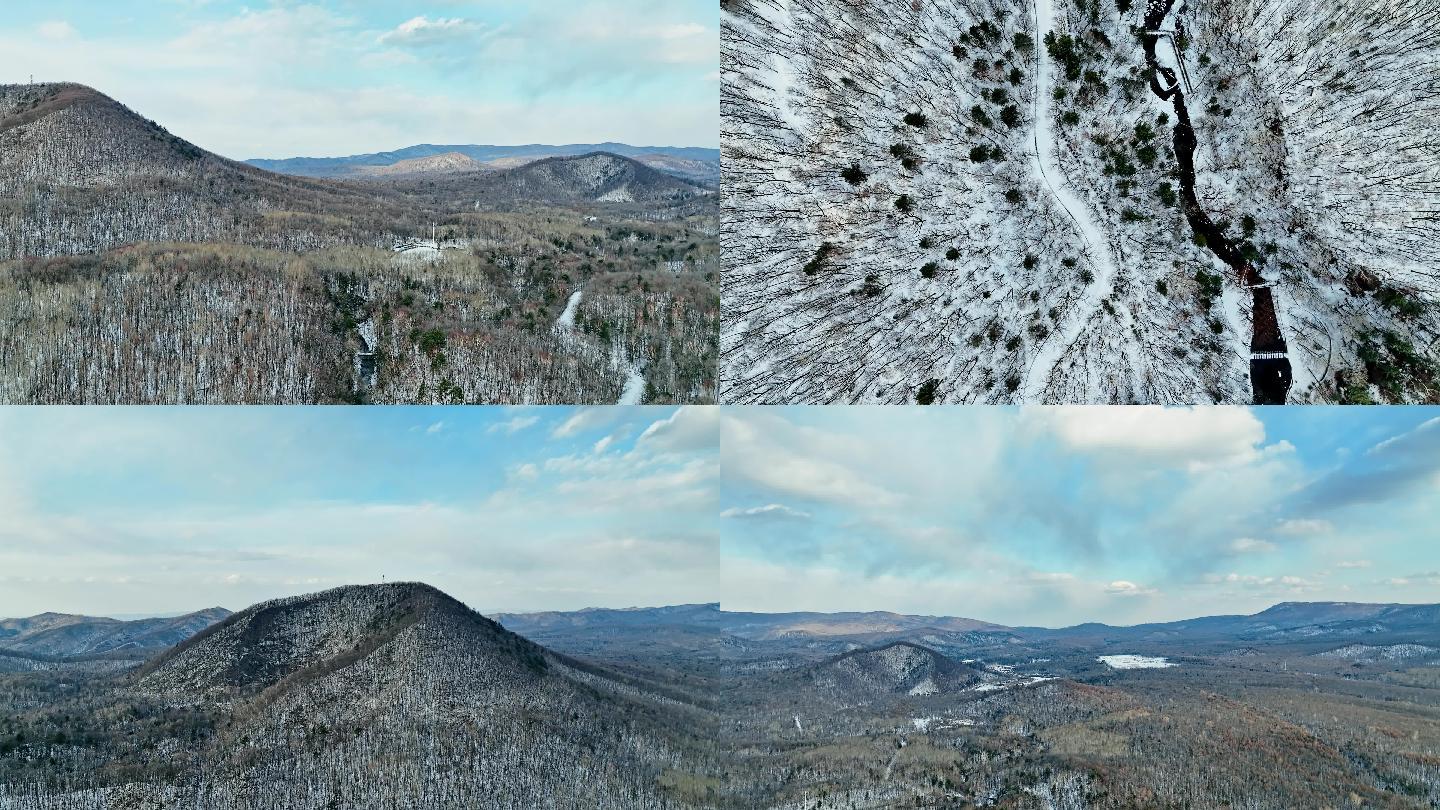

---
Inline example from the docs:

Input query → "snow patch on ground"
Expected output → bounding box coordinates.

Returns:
[357,319,378,352]
[393,239,442,265]
[911,716,976,733]
[969,675,1054,694]
[1099,655,1176,670]
[556,289,583,330]
[596,185,634,203]
[618,365,645,405]
[908,677,938,696]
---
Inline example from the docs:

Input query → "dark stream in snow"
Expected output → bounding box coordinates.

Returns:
[1142,0,1292,403]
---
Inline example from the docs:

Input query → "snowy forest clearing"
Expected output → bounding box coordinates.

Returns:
[1099,655,1176,670]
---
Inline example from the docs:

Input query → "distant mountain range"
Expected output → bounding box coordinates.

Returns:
[384,151,712,208]
[497,603,1003,637]
[246,143,721,185]
[0,607,230,657]
[500,600,1440,659]
[0,82,716,260]
[13,599,1431,663]
[1017,601,1440,646]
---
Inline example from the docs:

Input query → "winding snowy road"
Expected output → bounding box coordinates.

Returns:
[1022,0,1123,401]
[618,367,645,405]
[556,289,584,329]
[555,288,646,405]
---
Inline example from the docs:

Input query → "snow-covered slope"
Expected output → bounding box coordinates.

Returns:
[358,151,486,176]
[809,642,987,700]
[0,83,416,258]
[112,583,716,808]
[406,152,710,208]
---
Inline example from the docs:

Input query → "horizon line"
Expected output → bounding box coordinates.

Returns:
[6,592,1429,633]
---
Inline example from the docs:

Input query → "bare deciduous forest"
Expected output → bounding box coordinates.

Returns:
[5,592,1437,808]
[0,83,719,404]
[720,0,1439,404]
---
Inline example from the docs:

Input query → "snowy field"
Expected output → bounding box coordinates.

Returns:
[1099,655,1176,670]
[912,716,976,732]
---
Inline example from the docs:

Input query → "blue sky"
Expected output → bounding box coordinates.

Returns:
[0,0,718,157]
[0,406,717,617]
[720,407,1440,626]
[5,405,1437,627]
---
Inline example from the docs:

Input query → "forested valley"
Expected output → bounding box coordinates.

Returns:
[0,83,718,404]
[5,588,1439,808]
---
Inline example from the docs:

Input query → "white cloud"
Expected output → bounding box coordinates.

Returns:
[1206,572,1322,592]
[719,504,811,521]
[1024,405,1267,470]
[551,458,715,513]
[652,23,707,40]
[1368,416,1440,456]
[487,413,539,435]
[551,408,612,439]
[638,406,716,454]
[378,16,482,48]
[718,558,1168,627]
[1386,571,1440,586]
[1275,518,1332,536]
[1230,537,1276,554]
[425,421,445,435]
[720,411,899,506]
[38,21,76,40]
[1105,580,1157,597]
[168,5,354,61]
[1336,559,1372,569]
